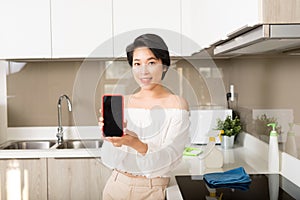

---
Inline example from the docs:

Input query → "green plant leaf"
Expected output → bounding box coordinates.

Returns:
[215,115,242,136]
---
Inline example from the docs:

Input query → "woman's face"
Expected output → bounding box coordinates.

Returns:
[132,47,166,90]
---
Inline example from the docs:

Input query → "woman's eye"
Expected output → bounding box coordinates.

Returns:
[133,63,140,66]
[148,61,156,65]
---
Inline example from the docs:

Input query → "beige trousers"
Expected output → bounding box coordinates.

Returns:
[102,170,170,200]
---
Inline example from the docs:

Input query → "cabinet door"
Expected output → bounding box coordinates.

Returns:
[182,0,259,56]
[0,0,51,59]
[113,0,181,57]
[0,159,47,200]
[51,0,113,58]
[48,158,111,200]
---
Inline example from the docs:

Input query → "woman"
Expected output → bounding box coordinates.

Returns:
[99,34,190,200]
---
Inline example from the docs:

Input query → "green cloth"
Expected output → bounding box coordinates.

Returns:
[183,147,203,156]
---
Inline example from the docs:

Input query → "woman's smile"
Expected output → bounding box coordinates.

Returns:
[140,77,152,85]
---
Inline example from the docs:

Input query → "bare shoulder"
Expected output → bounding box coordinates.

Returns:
[169,94,189,111]
[124,94,131,107]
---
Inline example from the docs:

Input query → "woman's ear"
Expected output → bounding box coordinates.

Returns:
[163,65,168,72]
[161,66,168,80]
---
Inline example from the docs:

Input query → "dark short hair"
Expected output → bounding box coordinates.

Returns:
[126,34,170,80]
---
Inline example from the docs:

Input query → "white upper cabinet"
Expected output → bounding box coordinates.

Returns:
[0,0,51,59]
[182,0,300,56]
[51,0,113,58]
[181,0,259,56]
[113,0,181,57]
[2,0,297,59]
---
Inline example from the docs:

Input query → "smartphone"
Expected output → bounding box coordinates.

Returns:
[102,94,124,137]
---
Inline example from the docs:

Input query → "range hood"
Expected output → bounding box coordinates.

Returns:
[213,24,300,56]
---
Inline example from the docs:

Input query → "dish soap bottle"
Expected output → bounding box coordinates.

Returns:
[267,123,279,173]
[204,136,224,169]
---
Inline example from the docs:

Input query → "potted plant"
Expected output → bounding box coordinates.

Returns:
[216,115,242,149]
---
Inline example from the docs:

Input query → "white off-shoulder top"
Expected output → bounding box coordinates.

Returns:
[101,108,190,178]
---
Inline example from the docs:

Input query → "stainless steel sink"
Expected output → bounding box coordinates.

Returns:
[0,140,57,150]
[0,139,103,150]
[57,139,103,149]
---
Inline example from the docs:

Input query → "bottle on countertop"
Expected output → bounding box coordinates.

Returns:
[204,136,224,169]
[267,123,279,173]
[285,123,298,157]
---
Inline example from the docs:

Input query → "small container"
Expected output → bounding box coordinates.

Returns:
[221,135,235,149]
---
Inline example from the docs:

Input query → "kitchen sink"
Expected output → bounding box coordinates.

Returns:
[0,140,57,150]
[0,139,103,150]
[56,139,103,149]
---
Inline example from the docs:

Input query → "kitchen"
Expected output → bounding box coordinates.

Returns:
[1,0,300,199]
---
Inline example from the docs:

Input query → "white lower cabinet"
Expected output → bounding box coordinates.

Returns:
[0,157,111,200]
[0,158,48,200]
[47,158,111,200]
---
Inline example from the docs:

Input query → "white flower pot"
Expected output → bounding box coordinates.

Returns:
[221,135,235,149]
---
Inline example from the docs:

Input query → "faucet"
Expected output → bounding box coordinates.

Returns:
[56,94,72,144]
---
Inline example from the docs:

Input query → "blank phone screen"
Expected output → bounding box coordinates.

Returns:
[103,95,123,137]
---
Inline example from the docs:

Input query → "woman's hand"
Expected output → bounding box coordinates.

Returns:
[98,109,148,155]
[106,129,148,155]
[98,109,105,139]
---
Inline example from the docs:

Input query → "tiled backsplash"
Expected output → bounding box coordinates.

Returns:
[7,56,300,124]
[6,55,300,160]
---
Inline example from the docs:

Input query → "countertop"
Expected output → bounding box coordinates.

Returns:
[0,147,101,159]
[0,137,267,199]
[1,128,300,199]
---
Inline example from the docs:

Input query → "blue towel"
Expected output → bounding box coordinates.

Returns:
[203,167,251,186]
[204,181,251,191]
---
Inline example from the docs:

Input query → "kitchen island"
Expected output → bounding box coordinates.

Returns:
[167,132,300,199]
[167,146,268,199]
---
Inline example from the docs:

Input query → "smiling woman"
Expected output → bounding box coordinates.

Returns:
[100,34,190,200]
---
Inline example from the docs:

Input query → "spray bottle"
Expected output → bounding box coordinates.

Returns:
[204,136,224,169]
[267,123,279,173]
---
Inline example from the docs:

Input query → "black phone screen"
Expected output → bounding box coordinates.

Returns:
[102,95,124,137]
